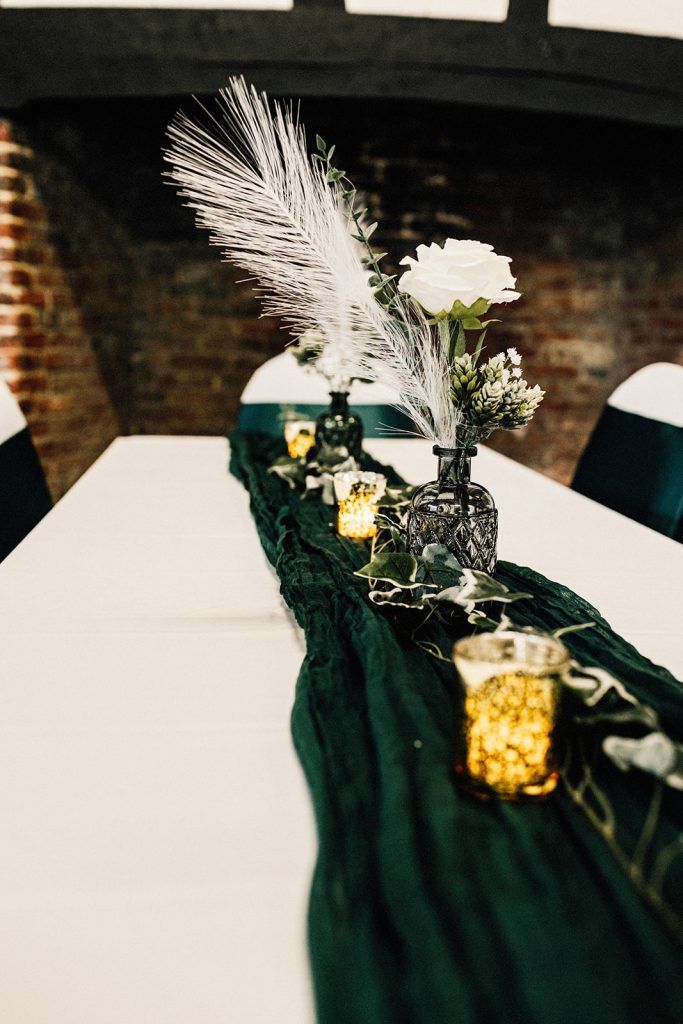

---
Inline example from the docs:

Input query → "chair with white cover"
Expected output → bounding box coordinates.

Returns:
[0,377,52,561]
[571,362,683,540]
[238,351,414,438]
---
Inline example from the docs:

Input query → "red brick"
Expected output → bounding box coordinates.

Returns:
[14,374,48,393]
[4,268,33,287]
[0,222,31,241]
[0,310,35,328]
[0,199,42,220]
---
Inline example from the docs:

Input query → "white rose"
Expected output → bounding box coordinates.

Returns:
[397,239,521,317]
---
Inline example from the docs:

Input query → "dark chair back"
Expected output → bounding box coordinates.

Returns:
[0,380,52,561]
[572,364,683,540]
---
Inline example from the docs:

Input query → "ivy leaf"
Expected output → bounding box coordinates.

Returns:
[466,608,506,630]
[355,551,421,588]
[421,543,463,586]
[433,568,532,609]
[267,458,306,489]
[368,587,429,610]
[415,640,452,663]
[553,622,595,638]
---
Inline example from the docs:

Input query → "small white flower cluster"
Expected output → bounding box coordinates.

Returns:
[290,329,354,391]
[451,347,544,434]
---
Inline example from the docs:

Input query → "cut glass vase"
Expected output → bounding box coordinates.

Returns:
[407,444,498,573]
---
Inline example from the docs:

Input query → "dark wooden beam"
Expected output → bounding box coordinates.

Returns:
[295,0,346,7]
[0,7,682,127]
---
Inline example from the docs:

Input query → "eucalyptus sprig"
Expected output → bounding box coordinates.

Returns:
[313,134,397,306]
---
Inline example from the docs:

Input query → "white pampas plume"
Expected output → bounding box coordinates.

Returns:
[164,77,376,390]
[356,298,462,445]
[164,77,461,445]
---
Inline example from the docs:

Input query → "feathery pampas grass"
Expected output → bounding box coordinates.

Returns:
[164,77,461,445]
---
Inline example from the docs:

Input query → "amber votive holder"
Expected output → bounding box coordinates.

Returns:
[284,419,316,459]
[452,631,569,801]
[333,471,386,540]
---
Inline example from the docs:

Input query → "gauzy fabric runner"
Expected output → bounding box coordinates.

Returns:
[229,430,683,1024]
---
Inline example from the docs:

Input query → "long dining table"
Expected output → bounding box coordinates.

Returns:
[0,434,681,1023]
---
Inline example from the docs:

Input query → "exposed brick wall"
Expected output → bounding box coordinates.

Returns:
[128,242,283,435]
[4,97,683,495]
[0,119,118,499]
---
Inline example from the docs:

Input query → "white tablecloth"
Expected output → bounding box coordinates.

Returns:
[0,435,680,1024]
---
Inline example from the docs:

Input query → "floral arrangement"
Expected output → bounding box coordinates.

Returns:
[164,78,544,448]
[288,329,371,392]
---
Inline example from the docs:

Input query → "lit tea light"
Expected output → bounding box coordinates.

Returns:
[334,471,386,540]
[452,632,569,801]
[284,420,316,459]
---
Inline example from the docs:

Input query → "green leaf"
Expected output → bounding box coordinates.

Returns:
[433,568,532,609]
[326,168,346,182]
[454,321,466,359]
[368,588,429,610]
[472,328,487,366]
[461,317,483,331]
[415,640,452,663]
[365,222,378,238]
[466,609,504,630]
[448,298,491,322]
[552,622,595,638]
[421,543,463,575]
[469,298,490,317]
[315,134,327,152]
[355,551,420,588]
[327,144,335,161]
[267,458,306,489]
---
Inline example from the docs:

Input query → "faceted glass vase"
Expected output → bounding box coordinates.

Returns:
[407,444,498,573]
[315,391,363,461]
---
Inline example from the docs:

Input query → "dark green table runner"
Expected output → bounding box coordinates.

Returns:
[229,430,683,1024]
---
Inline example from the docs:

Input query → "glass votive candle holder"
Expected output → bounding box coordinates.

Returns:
[333,471,387,540]
[284,419,316,459]
[452,631,569,801]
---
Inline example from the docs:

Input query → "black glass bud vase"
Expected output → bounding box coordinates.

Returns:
[407,444,498,573]
[315,391,363,460]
